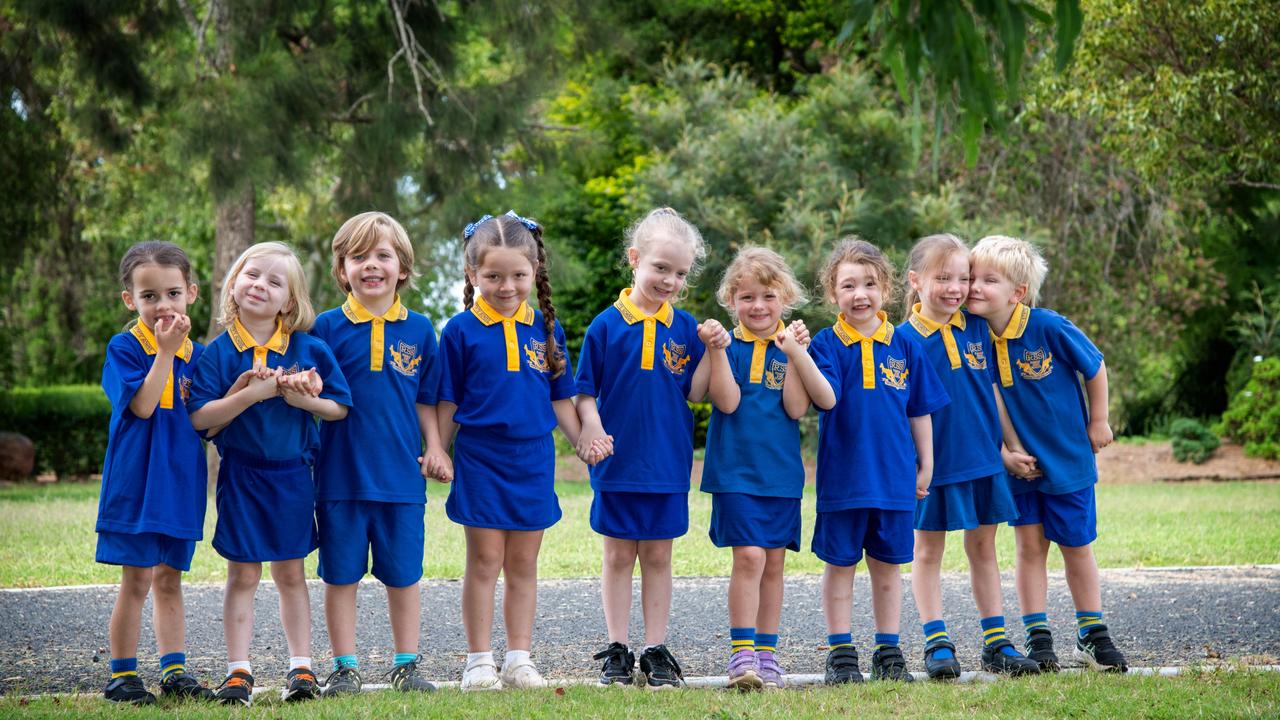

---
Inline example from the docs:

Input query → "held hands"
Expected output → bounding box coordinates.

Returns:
[575,430,615,466]
[774,319,811,357]
[419,448,453,483]
[1001,446,1043,480]
[1087,419,1114,454]
[154,314,191,355]
[915,465,932,500]
[696,319,731,350]
[243,362,283,403]
[279,367,324,407]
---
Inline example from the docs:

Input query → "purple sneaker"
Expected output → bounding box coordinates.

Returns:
[757,650,786,689]
[727,650,762,690]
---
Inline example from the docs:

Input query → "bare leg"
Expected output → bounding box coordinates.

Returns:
[151,564,185,656]
[637,539,673,646]
[728,546,766,628]
[501,530,544,651]
[324,583,359,658]
[756,548,787,635]
[270,559,312,659]
[911,531,946,623]
[965,525,1004,618]
[821,563,857,637]
[462,527,505,653]
[1013,525,1051,616]
[109,566,153,662]
[866,557,902,636]
[1059,543,1102,613]
[387,583,422,655]
[223,562,262,663]
[601,537,637,643]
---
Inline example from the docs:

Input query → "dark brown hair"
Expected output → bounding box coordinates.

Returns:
[119,241,194,290]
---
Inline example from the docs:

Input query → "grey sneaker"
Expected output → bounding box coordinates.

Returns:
[387,656,436,692]
[322,665,363,696]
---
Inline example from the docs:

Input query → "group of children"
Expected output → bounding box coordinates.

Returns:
[96,206,1127,705]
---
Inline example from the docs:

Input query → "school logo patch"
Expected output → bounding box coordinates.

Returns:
[964,341,988,370]
[281,363,302,376]
[389,341,422,377]
[764,358,787,390]
[879,356,909,390]
[179,375,193,403]
[663,338,690,375]
[524,338,550,373]
[1016,348,1053,381]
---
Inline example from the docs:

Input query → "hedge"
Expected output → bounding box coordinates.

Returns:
[0,385,110,479]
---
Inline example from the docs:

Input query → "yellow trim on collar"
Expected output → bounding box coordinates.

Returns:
[613,288,673,371]
[341,293,407,372]
[470,296,534,372]
[833,311,893,389]
[228,317,290,367]
[908,304,966,370]
[733,321,783,384]
[129,322,193,410]
[989,303,1031,387]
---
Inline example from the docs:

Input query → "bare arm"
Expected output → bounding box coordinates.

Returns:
[783,345,835,411]
[1084,361,1114,452]
[993,383,1042,478]
[705,347,740,414]
[419,402,452,483]
[910,414,934,499]
[189,369,278,430]
[553,398,583,447]
[282,390,347,421]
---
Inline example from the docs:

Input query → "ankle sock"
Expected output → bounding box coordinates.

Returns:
[110,657,138,679]
[730,627,756,656]
[1076,610,1103,639]
[922,620,954,660]
[873,633,899,650]
[332,654,358,671]
[1022,612,1049,641]
[227,660,252,676]
[755,633,779,654]
[505,650,530,668]
[466,651,494,669]
[981,615,1019,657]
[159,652,185,681]
[394,652,417,667]
[827,633,853,649]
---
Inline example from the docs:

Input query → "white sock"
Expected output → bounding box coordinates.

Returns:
[227,660,252,676]
[466,651,494,669]
[643,645,660,653]
[289,656,312,670]
[505,650,530,668]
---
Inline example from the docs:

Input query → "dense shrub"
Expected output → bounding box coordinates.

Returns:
[1217,357,1280,460]
[0,385,110,478]
[1169,418,1220,464]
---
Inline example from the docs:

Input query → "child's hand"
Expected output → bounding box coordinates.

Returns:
[226,368,257,397]
[915,465,932,499]
[575,430,607,465]
[243,363,281,403]
[588,434,614,464]
[697,319,731,350]
[419,448,453,483]
[1087,419,1113,453]
[154,314,191,355]
[291,367,323,397]
[787,319,810,347]
[1002,447,1042,480]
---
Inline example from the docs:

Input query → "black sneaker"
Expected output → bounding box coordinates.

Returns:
[1075,625,1128,673]
[593,642,635,686]
[322,665,363,696]
[213,670,253,707]
[281,666,320,702]
[103,674,156,705]
[870,646,914,682]
[1025,628,1060,672]
[387,656,436,692]
[922,640,962,680]
[980,639,1041,676]
[824,645,864,684]
[158,670,215,700]
[638,645,685,690]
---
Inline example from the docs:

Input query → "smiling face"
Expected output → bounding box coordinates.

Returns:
[732,276,783,336]
[468,245,535,317]
[123,263,197,331]
[832,261,884,335]
[628,235,694,315]
[231,254,293,323]
[966,258,1026,321]
[340,235,408,308]
[911,251,970,324]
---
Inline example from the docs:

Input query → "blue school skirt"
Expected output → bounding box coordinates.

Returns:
[590,490,688,540]
[709,493,801,551]
[96,531,197,572]
[445,426,561,531]
[213,449,317,563]
[914,474,1019,532]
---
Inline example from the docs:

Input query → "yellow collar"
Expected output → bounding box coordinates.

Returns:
[909,303,965,370]
[470,295,535,326]
[129,321,193,362]
[734,321,784,384]
[228,317,290,366]
[342,293,407,324]
[833,311,893,347]
[733,320,784,344]
[613,288,673,327]
[989,303,1031,387]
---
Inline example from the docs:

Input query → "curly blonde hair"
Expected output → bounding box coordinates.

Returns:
[716,246,807,321]
[217,242,316,333]
[818,236,897,308]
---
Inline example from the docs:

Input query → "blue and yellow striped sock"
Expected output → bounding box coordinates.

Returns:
[110,657,138,679]
[332,655,358,672]
[827,633,853,650]
[1076,611,1103,639]
[981,615,1019,657]
[394,652,417,667]
[873,633,899,650]
[922,620,953,660]
[159,652,185,681]
[730,627,756,656]
[755,633,779,654]
[1022,612,1049,642]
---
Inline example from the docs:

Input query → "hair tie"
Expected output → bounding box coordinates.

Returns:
[463,214,494,240]
[462,210,539,240]
[504,209,539,233]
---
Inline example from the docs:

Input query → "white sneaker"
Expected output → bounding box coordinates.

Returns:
[500,657,547,689]
[461,658,503,691]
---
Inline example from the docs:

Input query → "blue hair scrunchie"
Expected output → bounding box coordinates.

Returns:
[463,210,539,240]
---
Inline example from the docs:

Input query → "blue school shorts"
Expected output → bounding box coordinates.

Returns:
[1009,486,1097,548]
[812,507,913,566]
[213,449,318,563]
[590,490,688,541]
[96,531,196,572]
[915,474,1019,532]
[709,493,801,551]
[446,427,561,531]
[317,501,425,587]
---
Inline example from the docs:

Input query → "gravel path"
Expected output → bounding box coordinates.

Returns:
[2,565,1277,695]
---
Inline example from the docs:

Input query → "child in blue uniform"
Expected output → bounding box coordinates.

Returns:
[97,242,214,704]
[425,211,599,691]
[701,247,828,690]
[189,242,351,705]
[311,212,441,694]
[899,234,1040,679]
[967,235,1129,673]
[806,237,949,685]
[576,207,717,689]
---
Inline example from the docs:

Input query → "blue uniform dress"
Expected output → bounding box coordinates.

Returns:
[312,294,440,586]
[700,322,804,551]
[808,312,949,566]
[899,306,1017,531]
[438,296,577,531]
[990,304,1104,547]
[95,324,207,571]
[189,318,352,563]
[575,288,707,540]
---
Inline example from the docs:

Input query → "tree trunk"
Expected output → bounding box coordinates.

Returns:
[206,183,255,341]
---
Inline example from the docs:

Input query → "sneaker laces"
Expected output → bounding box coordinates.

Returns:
[324,666,358,688]
[647,646,684,680]
[216,671,252,691]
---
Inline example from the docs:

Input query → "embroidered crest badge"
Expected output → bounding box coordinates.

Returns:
[389,340,421,377]
[663,338,690,375]
[764,358,787,390]
[524,338,550,373]
[964,341,988,370]
[179,375,193,403]
[879,356,909,390]
[1016,348,1053,380]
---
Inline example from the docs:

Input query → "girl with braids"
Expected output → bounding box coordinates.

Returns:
[425,211,610,690]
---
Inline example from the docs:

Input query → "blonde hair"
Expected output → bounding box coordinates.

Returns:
[819,236,897,308]
[625,207,707,301]
[218,241,316,332]
[970,235,1049,306]
[330,212,416,292]
[903,233,969,320]
[716,246,807,321]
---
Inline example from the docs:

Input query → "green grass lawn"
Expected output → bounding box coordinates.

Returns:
[3,669,1279,719]
[1,476,1277,588]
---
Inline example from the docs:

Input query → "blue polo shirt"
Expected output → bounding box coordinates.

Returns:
[989,304,1104,496]
[439,297,577,439]
[700,323,804,499]
[575,288,706,493]
[313,295,440,503]
[897,307,1005,486]
[97,324,207,540]
[189,318,352,463]
[809,312,950,512]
